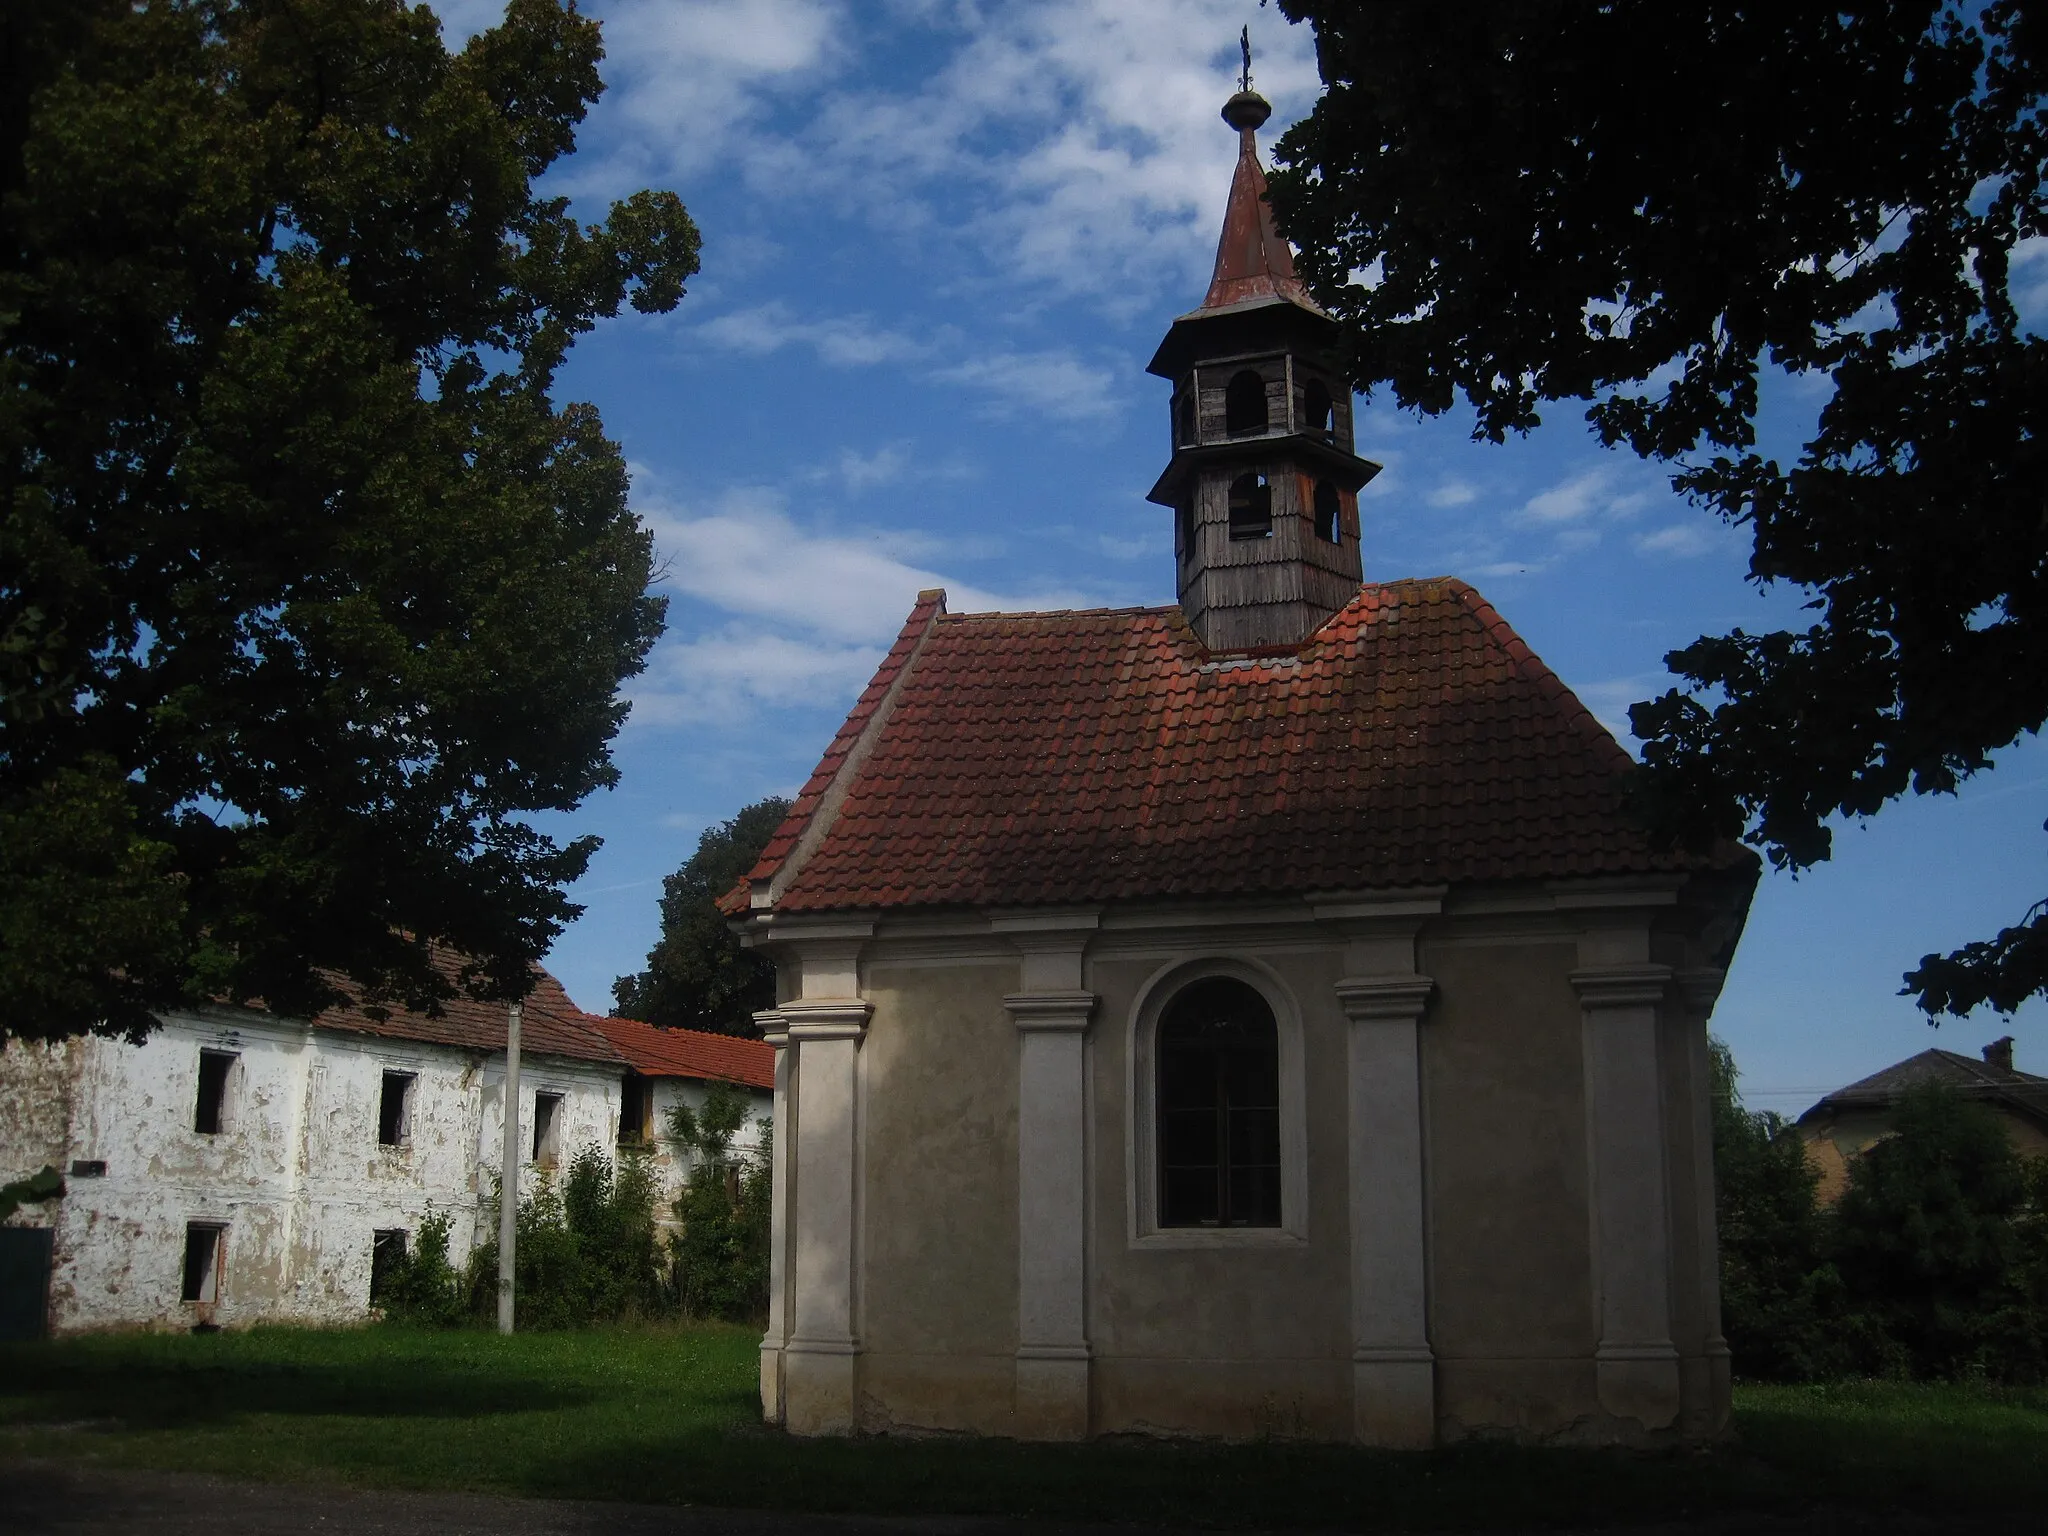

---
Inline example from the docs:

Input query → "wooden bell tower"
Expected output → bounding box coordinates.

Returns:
[1147,75,1380,651]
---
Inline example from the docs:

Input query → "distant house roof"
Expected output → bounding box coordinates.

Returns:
[726,580,1751,918]
[593,1014,775,1091]
[306,950,623,1066]
[1799,1045,2048,1132]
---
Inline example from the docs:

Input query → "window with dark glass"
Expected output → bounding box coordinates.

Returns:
[1314,480,1341,544]
[1157,976,1281,1227]
[1224,369,1269,436]
[1228,473,1272,540]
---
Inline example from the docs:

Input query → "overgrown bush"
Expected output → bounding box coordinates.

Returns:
[1713,1041,2048,1384]
[461,1142,665,1330]
[1710,1040,1848,1380]
[1831,1082,2046,1381]
[374,1206,466,1327]
[667,1081,771,1321]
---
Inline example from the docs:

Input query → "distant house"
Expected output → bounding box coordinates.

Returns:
[0,960,769,1335]
[1798,1036,2048,1202]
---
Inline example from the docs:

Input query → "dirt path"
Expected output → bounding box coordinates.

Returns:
[0,1458,2020,1536]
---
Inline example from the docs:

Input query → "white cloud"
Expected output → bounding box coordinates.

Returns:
[627,486,1095,729]
[825,443,911,494]
[1518,468,1617,525]
[696,302,928,367]
[560,1,1322,311]
[1426,480,1478,509]
[935,350,1122,421]
[1634,523,1718,559]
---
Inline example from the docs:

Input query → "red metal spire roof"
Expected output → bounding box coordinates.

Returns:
[1202,93,1321,314]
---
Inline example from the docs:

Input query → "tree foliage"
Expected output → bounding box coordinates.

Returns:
[1708,1038,1844,1381]
[1269,1,2048,1015]
[1,0,699,1042]
[613,797,791,1036]
[669,1115,772,1322]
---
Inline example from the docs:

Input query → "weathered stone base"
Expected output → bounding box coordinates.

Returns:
[1352,1353,1435,1448]
[782,1343,858,1436]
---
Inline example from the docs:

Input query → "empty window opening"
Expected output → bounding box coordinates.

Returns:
[1228,473,1273,540]
[619,1076,652,1146]
[1302,377,1333,434]
[1314,480,1342,544]
[181,1223,225,1303]
[194,1050,235,1135]
[378,1071,416,1146]
[532,1092,563,1166]
[1177,389,1196,447]
[1157,976,1281,1228]
[1224,369,1269,436]
[369,1229,408,1303]
[69,1159,107,1178]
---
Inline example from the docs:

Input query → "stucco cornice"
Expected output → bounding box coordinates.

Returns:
[1570,964,1674,1009]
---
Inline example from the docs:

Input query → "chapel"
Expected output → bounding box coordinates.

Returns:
[727,81,1758,1447]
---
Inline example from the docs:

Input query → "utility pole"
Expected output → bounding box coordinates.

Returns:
[497,999,522,1335]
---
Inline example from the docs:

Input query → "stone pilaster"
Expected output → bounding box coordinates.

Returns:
[757,1010,790,1424]
[1335,973,1436,1448]
[995,910,1098,1440]
[780,995,871,1436]
[1675,966,1731,1437]
[1572,963,1681,1431]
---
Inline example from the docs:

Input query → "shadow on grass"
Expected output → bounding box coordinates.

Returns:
[0,1331,593,1428]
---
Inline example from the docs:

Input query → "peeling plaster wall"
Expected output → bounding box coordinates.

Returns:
[0,1013,643,1334]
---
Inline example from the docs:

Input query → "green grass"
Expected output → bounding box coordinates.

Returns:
[2,1326,2044,1528]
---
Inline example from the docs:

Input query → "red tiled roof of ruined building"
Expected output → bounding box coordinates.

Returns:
[309,950,623,1064]
[730,579,1748,915]
[593,1014,774,1090]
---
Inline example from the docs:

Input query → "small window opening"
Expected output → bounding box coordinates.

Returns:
[370,1229,408,1303]
[181,1223,225,1302]
[1177,389,1196,447]
[1157,977,1281,1228]
[1302,377,1333,435]
[1228,473,1273,540]
[69,1159,107,1178]
[1314,480,1342,544]
[619,1076,651,1146]
[194,1050,235,1135]
[1224,369,1269,436]
[532,1092,563,1166]
[378,1071,415,1147]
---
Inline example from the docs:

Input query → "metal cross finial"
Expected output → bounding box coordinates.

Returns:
[1239,26,1253,92]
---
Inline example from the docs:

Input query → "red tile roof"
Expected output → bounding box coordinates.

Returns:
[309,951,623,1065]
[592,1015,775,1090]
[731,579,1748,916]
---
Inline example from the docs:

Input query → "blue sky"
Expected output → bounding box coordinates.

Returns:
[438,1,2046,1110]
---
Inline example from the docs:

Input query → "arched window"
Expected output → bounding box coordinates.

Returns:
[1313,480,1341,544]
[1178,389,1197,447]
[1157,976,1281,1228]
[1302,377,1333,435]
[1224,369,1268,436]
[1228,473,1272,540]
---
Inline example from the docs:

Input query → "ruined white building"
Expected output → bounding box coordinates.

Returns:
[0,966,771,1335]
